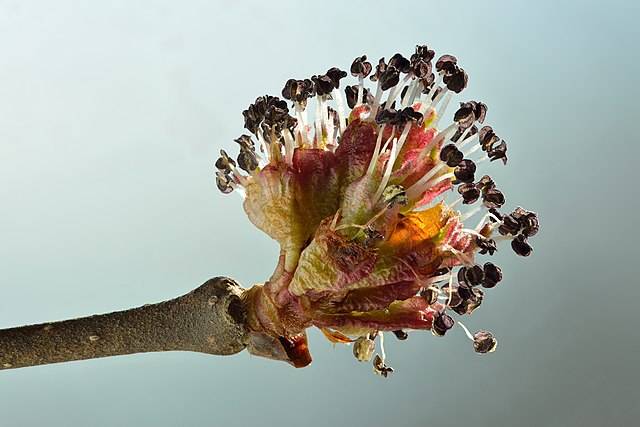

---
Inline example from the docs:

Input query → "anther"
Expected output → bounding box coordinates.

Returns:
[481,262,503,288]
[473,331,497,354]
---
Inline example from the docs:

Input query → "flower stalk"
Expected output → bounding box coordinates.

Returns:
[0,278,253,371]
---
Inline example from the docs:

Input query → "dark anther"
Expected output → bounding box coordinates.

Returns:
[428,86,442,101]
[369,57,388,82]
[215,149,236,174]
[432,311,455,337]
[476,174,494,190]
[481,262,503,288]
[234,134,254,151]
[453,159,476,184]
[511,235,533,257]
[451,124,478,143]
[411,59,432,79]
[389,53,411,74]
[379,66,400,91]
[440,144,463,167]
[489,208,503,222]
[435,54,458,74]
[474,102,488,123]
[440,283,462,308]
[483,187,505,209]
[464,264,484,287]
[444,68,468,93]
[311,74,334,96]
[457,283,474,301]
[420,286,440,305]
[350,55,373,78]
[488,140,508,165]
[398,106,424,126]
[412,44,435,63]
[281,79,296,101]
[280,79,315,105]
[419,73,436,93]
[382,185,408,207]
[473,331,497,354]
[373,354,394,377]
[476,236,497,256]
[457,267,468,287]
[498,214,521,236]
[375,107,398,125]
[243,95,295,134]
[392,330,409,340]
[458,182,481,204]
[215,171,233,194]
[344,85,372,109]
[326,67,347,89]
[512,207,539,238]
[454,287,484,315]
[237,149,258,173]
[345,85,358,109]
[454,104,476,129]
[478,126,500,152]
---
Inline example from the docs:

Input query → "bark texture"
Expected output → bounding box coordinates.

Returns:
[0,277,248,370]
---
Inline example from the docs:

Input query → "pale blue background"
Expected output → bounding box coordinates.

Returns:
[1,1,638,426]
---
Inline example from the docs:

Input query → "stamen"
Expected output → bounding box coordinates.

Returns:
[431,91,453,128]
[405,163,452,201]
[357,75,364,107]
[419,122,458,160]
[457,321,475,341]
[471,156,489,167]
[386,74,411,108]
[373,137,398,201]
[461,205,484,222]
[424,72,444,104]
[379,331,386,362]
[380,127,396,153]
[401,78,420,108]
[229,163,249,188]
[228,181,246,199]
[282,129,296,165]
[449,247,474,266]
[332,88,347,134]
[294,104,311,145]
[366,124,389,178]
[372,80,383,114]
[463,142,483,158]
[456,129,479,150]
[444,271,454,310]
[255,128,271,163]
[459,228,485,239]
[315,97,323,147]
[429,85,449,110]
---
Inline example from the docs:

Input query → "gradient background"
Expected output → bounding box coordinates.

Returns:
[1,1,638,426]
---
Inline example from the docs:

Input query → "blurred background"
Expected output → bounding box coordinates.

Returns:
[0,1,638,426]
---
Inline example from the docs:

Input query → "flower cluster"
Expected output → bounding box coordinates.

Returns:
[216,44,538,374]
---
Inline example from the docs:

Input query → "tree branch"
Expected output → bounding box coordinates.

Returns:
[0,277,248,370]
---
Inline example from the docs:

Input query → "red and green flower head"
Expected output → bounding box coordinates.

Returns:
[216,44,539,374]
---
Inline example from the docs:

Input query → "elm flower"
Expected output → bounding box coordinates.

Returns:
[216,44,539,374]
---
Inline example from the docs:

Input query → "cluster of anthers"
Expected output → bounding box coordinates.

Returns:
[215,44,539,376]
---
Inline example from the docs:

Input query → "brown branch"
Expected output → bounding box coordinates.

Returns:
[0,277,249,370]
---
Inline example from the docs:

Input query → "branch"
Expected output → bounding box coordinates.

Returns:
[0,277,249,370]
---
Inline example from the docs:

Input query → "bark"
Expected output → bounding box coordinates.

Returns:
[0,277,248,371]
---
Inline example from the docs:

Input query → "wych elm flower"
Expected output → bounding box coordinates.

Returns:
[216,44,539,374]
